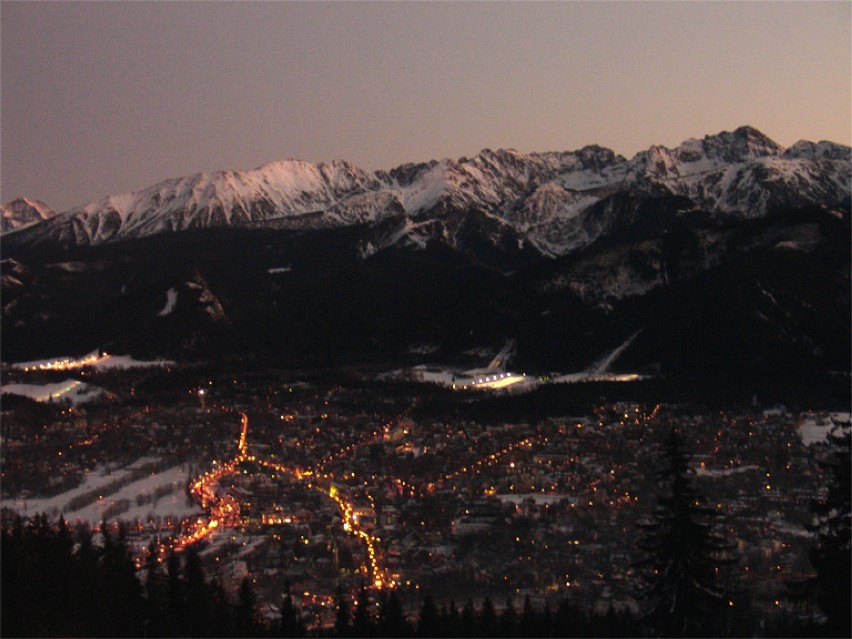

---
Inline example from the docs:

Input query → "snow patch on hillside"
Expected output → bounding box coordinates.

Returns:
[695,465,760,477]
[1,461,201,526]
[796,413,851,447]
[400,162,449,214]
[0,379,104,405]
[157,287,178,316]
[93,355,175,370]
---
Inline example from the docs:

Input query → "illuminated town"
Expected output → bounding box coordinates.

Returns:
[1,356,846,635]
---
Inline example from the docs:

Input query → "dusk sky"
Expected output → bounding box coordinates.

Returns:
[2,1,850,212]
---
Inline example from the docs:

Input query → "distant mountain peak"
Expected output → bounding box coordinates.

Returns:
[1,197,56,234]
[708,125,784,160]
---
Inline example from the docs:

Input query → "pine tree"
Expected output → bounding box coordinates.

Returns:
[166,551,185,636]
[554,598,588,637]
[808,418,851,637]
[459,599,476,637]
[538,600,553,638]
[379,590,411,637]
[183,546,211,636]
[417,594,440,638]
[101,521,145,637]
[520,594,537,638]
[75,522,104,635]
[209,580,234,638]
[51,516,78,634]
[144,539,168,638]
[498,596,518,637]
[334,586,351,638]
[636,428,737,637]
[446,600,460,637]
[352,584,376,638]
[281,589,306,638]
[236,577,260,637]
[1,516,32,637]
[438,602,452,637]
[590,605,635,638]
[478,596,498,638]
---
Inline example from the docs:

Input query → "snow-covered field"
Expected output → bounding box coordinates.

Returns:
[695,464,760,478]
[796,412,850,447]
[2,459,201,526]
[76,466,200,525]
[90,354,175,370]
[0,378,105,405]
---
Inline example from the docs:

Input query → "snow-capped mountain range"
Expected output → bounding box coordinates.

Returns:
[5,126,850,257]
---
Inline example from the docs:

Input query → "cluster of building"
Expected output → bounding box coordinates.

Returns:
[0,363,836,627]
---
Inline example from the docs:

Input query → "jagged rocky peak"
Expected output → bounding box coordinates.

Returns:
[783,140,852,161]
[474,147,529,166]
[383,160,442,187]
[635,126,782,171]
[1,197,56,233]
[673,126,784,163]
[574,144,622,170]
[696,125,784,162]
[641,145,681,178]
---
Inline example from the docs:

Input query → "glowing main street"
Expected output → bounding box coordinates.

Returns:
[168,404,551,588]
[164,402,666,597]
[171,412,389,590]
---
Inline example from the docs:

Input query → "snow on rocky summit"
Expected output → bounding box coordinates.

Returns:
[1,197,56,234]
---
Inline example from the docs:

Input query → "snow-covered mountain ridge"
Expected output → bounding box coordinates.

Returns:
[1,197,56,234]
[7,126,850,256]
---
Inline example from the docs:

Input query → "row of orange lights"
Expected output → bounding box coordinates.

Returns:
[173,412,389,589]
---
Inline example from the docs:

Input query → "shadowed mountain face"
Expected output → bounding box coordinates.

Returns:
[2,128,849,405]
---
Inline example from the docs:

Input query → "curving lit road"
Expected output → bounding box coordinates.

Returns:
[171,412,388,589]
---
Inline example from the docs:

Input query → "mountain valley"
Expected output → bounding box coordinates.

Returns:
[2,126,849,406]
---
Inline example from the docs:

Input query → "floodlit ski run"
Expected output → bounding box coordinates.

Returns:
[17,350,107,372]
